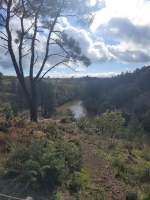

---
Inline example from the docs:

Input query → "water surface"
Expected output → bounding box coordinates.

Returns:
[57,100,95,122]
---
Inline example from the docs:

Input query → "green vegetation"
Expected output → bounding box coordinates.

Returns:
[94,109,125,138]
[1,66,150,199]
[0,115,83,199]
[6,135,82,189]
[2,103,14,119]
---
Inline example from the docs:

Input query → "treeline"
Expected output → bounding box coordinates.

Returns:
[0,75,82,118]
[82,65,150,133]
[1,65,150,128]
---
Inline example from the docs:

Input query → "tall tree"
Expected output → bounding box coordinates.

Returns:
[0,0,104,121]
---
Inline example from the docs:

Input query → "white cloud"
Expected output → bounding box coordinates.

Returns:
[46,71,119,78]
[1,0,150,76]
[91,0,150,31]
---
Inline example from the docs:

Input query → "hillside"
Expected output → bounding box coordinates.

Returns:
[0,66,150,199]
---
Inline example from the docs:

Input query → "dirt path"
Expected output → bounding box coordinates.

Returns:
[80,138,126,200]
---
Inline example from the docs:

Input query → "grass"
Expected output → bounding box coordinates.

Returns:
[80,165,104,200]
[84,133,150,199]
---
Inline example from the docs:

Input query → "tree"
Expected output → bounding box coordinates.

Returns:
[0,0,104,122]
[94,109,125,138]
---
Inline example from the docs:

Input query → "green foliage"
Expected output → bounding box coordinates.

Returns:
[0,72,3,81]
[142,110,150,133]
[77,116,87,131]
[66,108,75,117]
[143,197,150,200]
[60,116,70,123]
[55,194,62,200]
[2,103,14,119]
[124,120,145,141]
[98,101,115,114]
[5,136,82,189]
[94,109,125,138]
[111,158,126,173]
[77,116,95,135]
[37,81,55,118]
[69,171,82,192]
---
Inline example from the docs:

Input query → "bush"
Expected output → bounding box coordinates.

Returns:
[2,103,14,119]
[69,171,82,192]
[60,116,70,123]
[111,158,126,173]
[94,109,125,138]
[66,108,75,117]
[5,136,82,189]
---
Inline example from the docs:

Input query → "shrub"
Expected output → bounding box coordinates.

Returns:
[94,109,125,138]
[5,136,82,189]
[2,103,14,119]
[111,158,126,173]
[60,116,70,123]
[69,171,82,192]
[66,108,75,117]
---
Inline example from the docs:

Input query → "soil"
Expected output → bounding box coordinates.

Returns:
[80,138,126,200]
[68,132,126,200]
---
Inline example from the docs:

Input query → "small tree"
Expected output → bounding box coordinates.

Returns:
[94,109,125,138]
[0,0,104,121]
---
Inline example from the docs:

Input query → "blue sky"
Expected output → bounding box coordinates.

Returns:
[1,0,150,78]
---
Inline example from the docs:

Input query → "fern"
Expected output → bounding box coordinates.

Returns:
[5,136,82,189]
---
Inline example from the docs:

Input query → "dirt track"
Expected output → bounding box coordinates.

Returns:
[80,138,126,200]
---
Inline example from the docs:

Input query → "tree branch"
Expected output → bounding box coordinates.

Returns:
[36,61,65,84]
[29,13,38,81]
[18,0,26,77]
[0,36,8,42]
[34,14,60,82]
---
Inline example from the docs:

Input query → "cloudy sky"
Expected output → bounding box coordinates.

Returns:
[1,0,150,78]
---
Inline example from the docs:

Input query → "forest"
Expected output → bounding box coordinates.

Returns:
[1,65,150,134]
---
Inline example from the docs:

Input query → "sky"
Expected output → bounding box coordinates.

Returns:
[1,0,150,78]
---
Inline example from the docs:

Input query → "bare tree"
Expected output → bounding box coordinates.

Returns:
[0,0,104,122]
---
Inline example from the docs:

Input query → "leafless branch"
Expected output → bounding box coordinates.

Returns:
[0,5,7,12]
[0,31,8,38]
[0,24,6,27]
[36,61,65,84]
[0,13,6,21]
[22,51,31,58]
[47,53,66,59]
[33,51,39,65]
[0,44,8,49]
[5,50,9,55]
[0,36,8,41]
[62,62,77,72]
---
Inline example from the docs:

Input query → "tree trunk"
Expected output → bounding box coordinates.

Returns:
[29,100,37,122]
[30,82,37,122]
[19,79,37,122]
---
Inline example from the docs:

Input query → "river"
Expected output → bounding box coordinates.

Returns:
[56,100,95,122]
